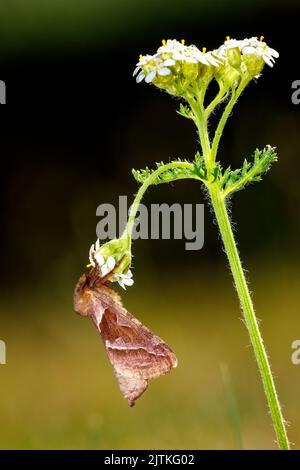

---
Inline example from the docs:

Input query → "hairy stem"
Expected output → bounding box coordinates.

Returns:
[189,92,211,163]
[210,76,251,163]
[204,86,230,119]
[192,87,290,447]
[124,161,198,245]
[209,183,290,449]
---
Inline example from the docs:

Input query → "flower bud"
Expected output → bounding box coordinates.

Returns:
[215,64,241,89]
[243,53,265,77]
[226,47,242,68]
[182,61,199,81]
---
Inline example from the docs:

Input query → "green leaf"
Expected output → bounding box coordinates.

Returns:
[193,151,207,180]
[219,146,278,197]
[176,103,194,120]
[132,158,206,186]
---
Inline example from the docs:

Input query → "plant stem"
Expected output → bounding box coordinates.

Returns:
[189,95,211,162]
[209,183,290,450]
[210,76,251,163]
[124,161,198,245]
[195,107,211,160]
[204,86,229,119]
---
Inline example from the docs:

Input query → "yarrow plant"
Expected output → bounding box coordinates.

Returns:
[89,36,289,449]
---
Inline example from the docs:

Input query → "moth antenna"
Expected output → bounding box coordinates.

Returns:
[88,266,101,287]
[95,255,126,286]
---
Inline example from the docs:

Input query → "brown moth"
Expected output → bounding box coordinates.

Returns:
[73,267,177,406]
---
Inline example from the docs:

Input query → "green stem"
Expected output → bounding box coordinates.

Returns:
[204,86,229,118]
[124,161,198,245]
[188,94,211,163]
[209,183,290,450]
[210,76,251,163]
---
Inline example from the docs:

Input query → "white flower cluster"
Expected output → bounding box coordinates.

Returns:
[133,36,279,85]
[133,39,222,84]
[220,36,279,68]
[133,53,172,84]
[89,239,134,289]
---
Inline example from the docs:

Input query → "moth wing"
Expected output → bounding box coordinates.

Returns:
[91,287,177,406]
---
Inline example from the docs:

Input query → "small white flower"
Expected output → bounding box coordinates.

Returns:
[221,36,279,68]
[157,39,186,55]
[89,242,134,289]
[222,38,248,51]
[133,54,172,84]
[100,256,116,277]
[170,44,211,66]
[114,272,134,290]
[133,54,153,78]
[161,41,222,67]
[240,37,279,68]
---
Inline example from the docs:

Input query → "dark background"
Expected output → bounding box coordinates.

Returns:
[0,0,299,450]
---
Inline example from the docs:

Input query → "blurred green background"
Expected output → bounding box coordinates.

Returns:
[0,0,300,450]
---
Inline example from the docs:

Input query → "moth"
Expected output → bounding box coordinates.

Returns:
[73,266,177,406]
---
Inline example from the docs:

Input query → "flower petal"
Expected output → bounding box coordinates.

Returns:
[163,59,176,67]
[101,263,109,276]
[268,47,279,58]
[89,245,96,267]
[94,253,105,266]
[158,67,171,76]
[198,56,210,65]
[133,66,140,77]
[118,279,126,290]
[173,52,184,61]
[136,72,145,83]
[263,55,274,67]
[242,46,257,55]
[107,256,116,270]
[145,70,156,83]
[205,54,221,66]
[123,277,134,286]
